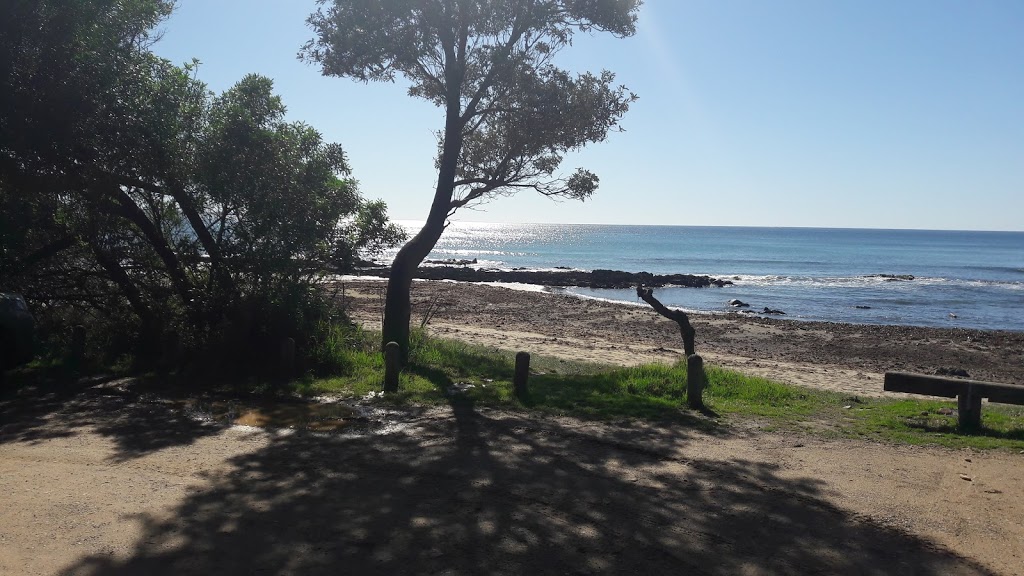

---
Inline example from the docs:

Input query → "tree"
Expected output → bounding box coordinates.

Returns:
[303,0,640,360]
[1,0,405,368]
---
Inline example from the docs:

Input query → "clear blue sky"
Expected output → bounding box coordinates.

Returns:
[153,0,1024,231]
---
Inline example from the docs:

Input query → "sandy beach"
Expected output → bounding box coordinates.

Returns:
[337,279,1024,397]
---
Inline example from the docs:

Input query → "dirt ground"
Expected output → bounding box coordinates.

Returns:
[2,280,1023,575]
[1,377,1023,576]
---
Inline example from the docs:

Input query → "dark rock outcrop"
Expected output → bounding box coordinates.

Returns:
[354,266,733,289]
[866,274,915,281]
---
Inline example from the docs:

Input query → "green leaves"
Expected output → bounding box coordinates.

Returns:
[304,0,640,210]
[2,0,405,365]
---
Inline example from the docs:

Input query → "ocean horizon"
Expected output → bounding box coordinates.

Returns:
[381,221,1024,332]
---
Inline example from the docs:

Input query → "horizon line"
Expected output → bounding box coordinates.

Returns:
[391,219,1024,234]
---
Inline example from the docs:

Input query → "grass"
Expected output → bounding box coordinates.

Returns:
[295,328,1024,451]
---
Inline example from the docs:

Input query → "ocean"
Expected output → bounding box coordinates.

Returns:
[384,222,1024,332]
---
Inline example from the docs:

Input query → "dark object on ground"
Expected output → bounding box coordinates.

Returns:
[762,307,786,315]
[636,284,696,355]
[883,372,1024,429]
[356,266,732,290]
[0,293,35,371]
[936,367,970,378]
[728,299,750,308]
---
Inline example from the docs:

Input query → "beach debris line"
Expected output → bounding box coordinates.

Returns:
[636,284,697,356]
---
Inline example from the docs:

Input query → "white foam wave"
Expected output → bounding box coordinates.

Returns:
[714,274,1023,291]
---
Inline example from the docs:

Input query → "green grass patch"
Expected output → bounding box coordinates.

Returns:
[299,330,1024,450]
[311,330,1024,450]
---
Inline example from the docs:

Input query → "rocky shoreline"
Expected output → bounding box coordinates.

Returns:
[353,265,734,289]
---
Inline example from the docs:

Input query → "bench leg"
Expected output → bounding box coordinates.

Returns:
[957,385,982,429]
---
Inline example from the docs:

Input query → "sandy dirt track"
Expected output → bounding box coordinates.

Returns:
[1,379,1023,575]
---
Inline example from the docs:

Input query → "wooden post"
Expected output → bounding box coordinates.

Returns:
[69,324,86,370]
[383,341,400,393]
[958,385,982,429]
[514,352,530,398]
[280,337,296,379]
[687,354,705,409]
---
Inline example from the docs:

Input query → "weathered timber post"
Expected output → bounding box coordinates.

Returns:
[69,324,86,370]
[958,384,982,429]
[280,337,296,379]
[687,354,705,409]
[383,341,400,393]
[514,352,531,399]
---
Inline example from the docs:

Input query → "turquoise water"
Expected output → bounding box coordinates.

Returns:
[387,222,1024,332]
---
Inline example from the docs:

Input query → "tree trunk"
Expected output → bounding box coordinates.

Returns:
[381,39,467,363]
[636,284,697,356]
[164,178,238,299]
[382,213,448,363]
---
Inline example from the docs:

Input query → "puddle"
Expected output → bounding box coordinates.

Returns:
[177,398,417,437]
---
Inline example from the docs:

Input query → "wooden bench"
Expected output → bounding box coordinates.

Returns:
[883,372,1024,428]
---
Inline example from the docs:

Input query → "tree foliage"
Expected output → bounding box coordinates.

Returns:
[304,0,639,209]
[1,0,404,370]
[302,0,640,358]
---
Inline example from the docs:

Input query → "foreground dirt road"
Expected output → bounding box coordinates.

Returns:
[1,379,1022,575]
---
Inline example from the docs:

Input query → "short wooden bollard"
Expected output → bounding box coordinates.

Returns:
[958,385,982,429]
[383,341,400,393]
[687,354,705,409]
[514,352,530,398]
[70,324,86,369]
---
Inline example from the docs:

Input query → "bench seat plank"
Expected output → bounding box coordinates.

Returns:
[883,372,1024,405]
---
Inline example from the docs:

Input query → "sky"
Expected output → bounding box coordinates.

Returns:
[152,0,1024,231]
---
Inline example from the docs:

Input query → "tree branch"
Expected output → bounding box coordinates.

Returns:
[636,284,696,356]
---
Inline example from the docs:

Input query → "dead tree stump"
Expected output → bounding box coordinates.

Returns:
[636,285,696,356]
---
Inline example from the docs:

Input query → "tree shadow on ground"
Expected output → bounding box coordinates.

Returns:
[59,400,992,575]
[0,374,227,460]
[907,420,1024,442]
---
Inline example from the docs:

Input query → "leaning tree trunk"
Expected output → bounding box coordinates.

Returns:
[636,284,696,356]
[381,210,450,363]
[381,78,465,362]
